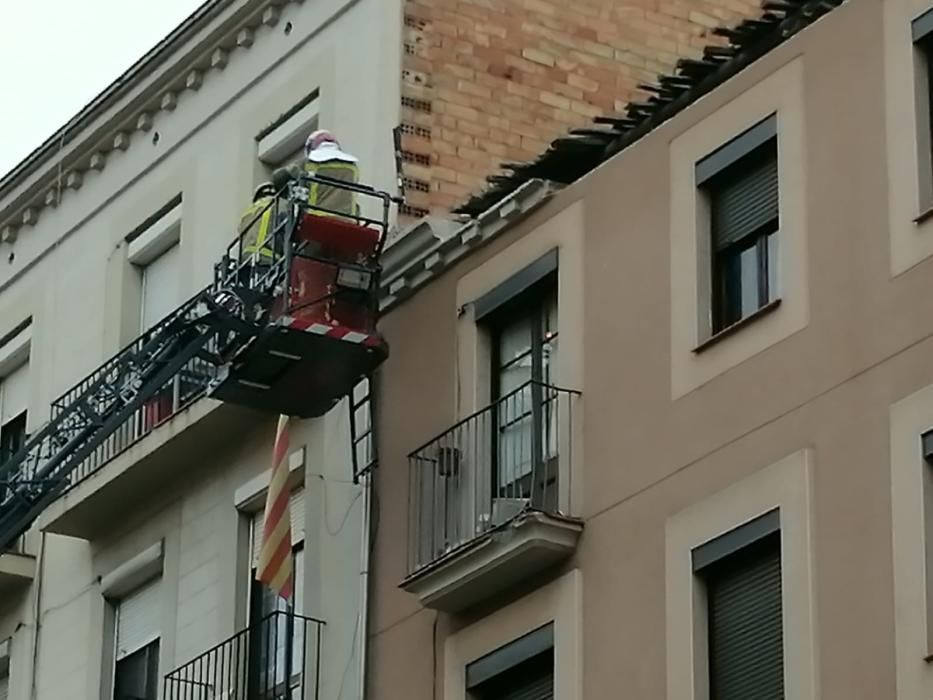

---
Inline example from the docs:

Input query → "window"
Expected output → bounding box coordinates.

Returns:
[475,251,559,517]
[113,578,161,700]
[466,624,554,700]
[697,115,779,334]
[114,644,159,700]
[918,428,933,651]
[914,8,933,208]
[139,243,180,332]
[488,285,558,510]
[0,412,26,466]
[0,361,28,466]
[126,198,182,335]
[693,511,784,700]
[256,92,319,184]
[248,489,306,698]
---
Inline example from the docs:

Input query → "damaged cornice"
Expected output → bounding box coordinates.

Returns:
[380,179,557,314]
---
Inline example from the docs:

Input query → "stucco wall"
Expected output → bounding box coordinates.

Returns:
[371,0,913,698]
[0,0,401,698]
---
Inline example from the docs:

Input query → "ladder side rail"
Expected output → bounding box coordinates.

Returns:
[0,314,239,551]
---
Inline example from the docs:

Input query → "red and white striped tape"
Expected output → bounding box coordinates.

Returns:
[278,316,383,347]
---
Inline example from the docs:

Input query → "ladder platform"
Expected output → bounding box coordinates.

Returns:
[209,317,388,418]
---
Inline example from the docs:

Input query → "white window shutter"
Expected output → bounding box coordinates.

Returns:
[251,488,305,567]
[115,578,161,660]
[1,362,28,425]
[140,243,180,331]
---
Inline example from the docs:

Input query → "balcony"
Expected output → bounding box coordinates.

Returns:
[164,611,324,700]
[401,382,583,612]
[38,299,257,540]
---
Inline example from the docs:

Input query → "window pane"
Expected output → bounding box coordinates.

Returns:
[1,412,26,466]
[140,244,180,331]
[739,245,759,316]
[717,242,762,329]
[767,231,779,301]
[498,385,533,491]
[497,317,532,370]
[114,640,159,700]
[499,358,532,398]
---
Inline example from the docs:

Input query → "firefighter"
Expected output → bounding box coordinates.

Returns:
[270,130,361,219]
[239,182,279,264]
[303,129,360,217]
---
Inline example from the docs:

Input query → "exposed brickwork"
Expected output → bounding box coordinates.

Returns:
[400,0,764,218]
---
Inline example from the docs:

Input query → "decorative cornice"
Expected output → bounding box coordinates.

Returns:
[379,180,556,314]
[0,0,306,244]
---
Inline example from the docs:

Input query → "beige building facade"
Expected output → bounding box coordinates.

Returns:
[0,1,403,699]
[369,0,933,698]
[0,1,848,700]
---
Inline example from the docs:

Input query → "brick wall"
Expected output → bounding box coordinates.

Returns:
[399,0,764,218]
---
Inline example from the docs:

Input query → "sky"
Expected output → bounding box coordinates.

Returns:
[0,0,206,178]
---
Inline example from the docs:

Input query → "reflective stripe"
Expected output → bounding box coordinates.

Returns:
[241,198,276,257]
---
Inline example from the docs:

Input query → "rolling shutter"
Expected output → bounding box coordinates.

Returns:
[500,672,553,700]
[116,578,161,661]
[251,488,306,567]
[706,534,784,700]
[1,362,28,425]
[711,148,779,251]
[470,644,554,700]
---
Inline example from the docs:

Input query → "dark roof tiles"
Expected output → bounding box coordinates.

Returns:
[455,0,845,217]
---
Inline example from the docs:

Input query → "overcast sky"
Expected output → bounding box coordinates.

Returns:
[0,0,205,178]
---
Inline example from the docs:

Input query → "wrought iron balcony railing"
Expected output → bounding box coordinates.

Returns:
[48,287,221,490]
[407,381,580,574]
[163,611,324,700]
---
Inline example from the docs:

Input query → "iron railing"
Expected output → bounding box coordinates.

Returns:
[48,287,222,490]
[163,611,325,700]
[407,381,580,574]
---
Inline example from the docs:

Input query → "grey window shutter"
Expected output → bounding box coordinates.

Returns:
[706,535,784,700]
[500,672,553,700]
[711,150,779,251]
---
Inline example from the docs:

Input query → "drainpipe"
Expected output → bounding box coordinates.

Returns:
[358,471,373,700]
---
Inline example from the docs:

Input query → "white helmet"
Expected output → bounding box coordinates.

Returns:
[305,129,358,164]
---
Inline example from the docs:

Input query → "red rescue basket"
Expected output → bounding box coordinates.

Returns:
[210,174,392,419]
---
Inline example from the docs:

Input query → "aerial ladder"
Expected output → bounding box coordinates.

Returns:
[0,173,398,553]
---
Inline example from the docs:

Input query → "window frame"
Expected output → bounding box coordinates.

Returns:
[247,492,307,700]
[113,638,160,700]
[696,528,784,700]
[483,274,558,507]
[110,578,162,700]
[692,510,784,700]
[465,623,555,700]
[913,7,933,212]
[248,542,306,699]
[696,115,779,335]
[0,411,27,466]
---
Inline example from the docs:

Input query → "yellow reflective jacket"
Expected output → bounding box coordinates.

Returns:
[239,196,276,259]
[304,160,360,218]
